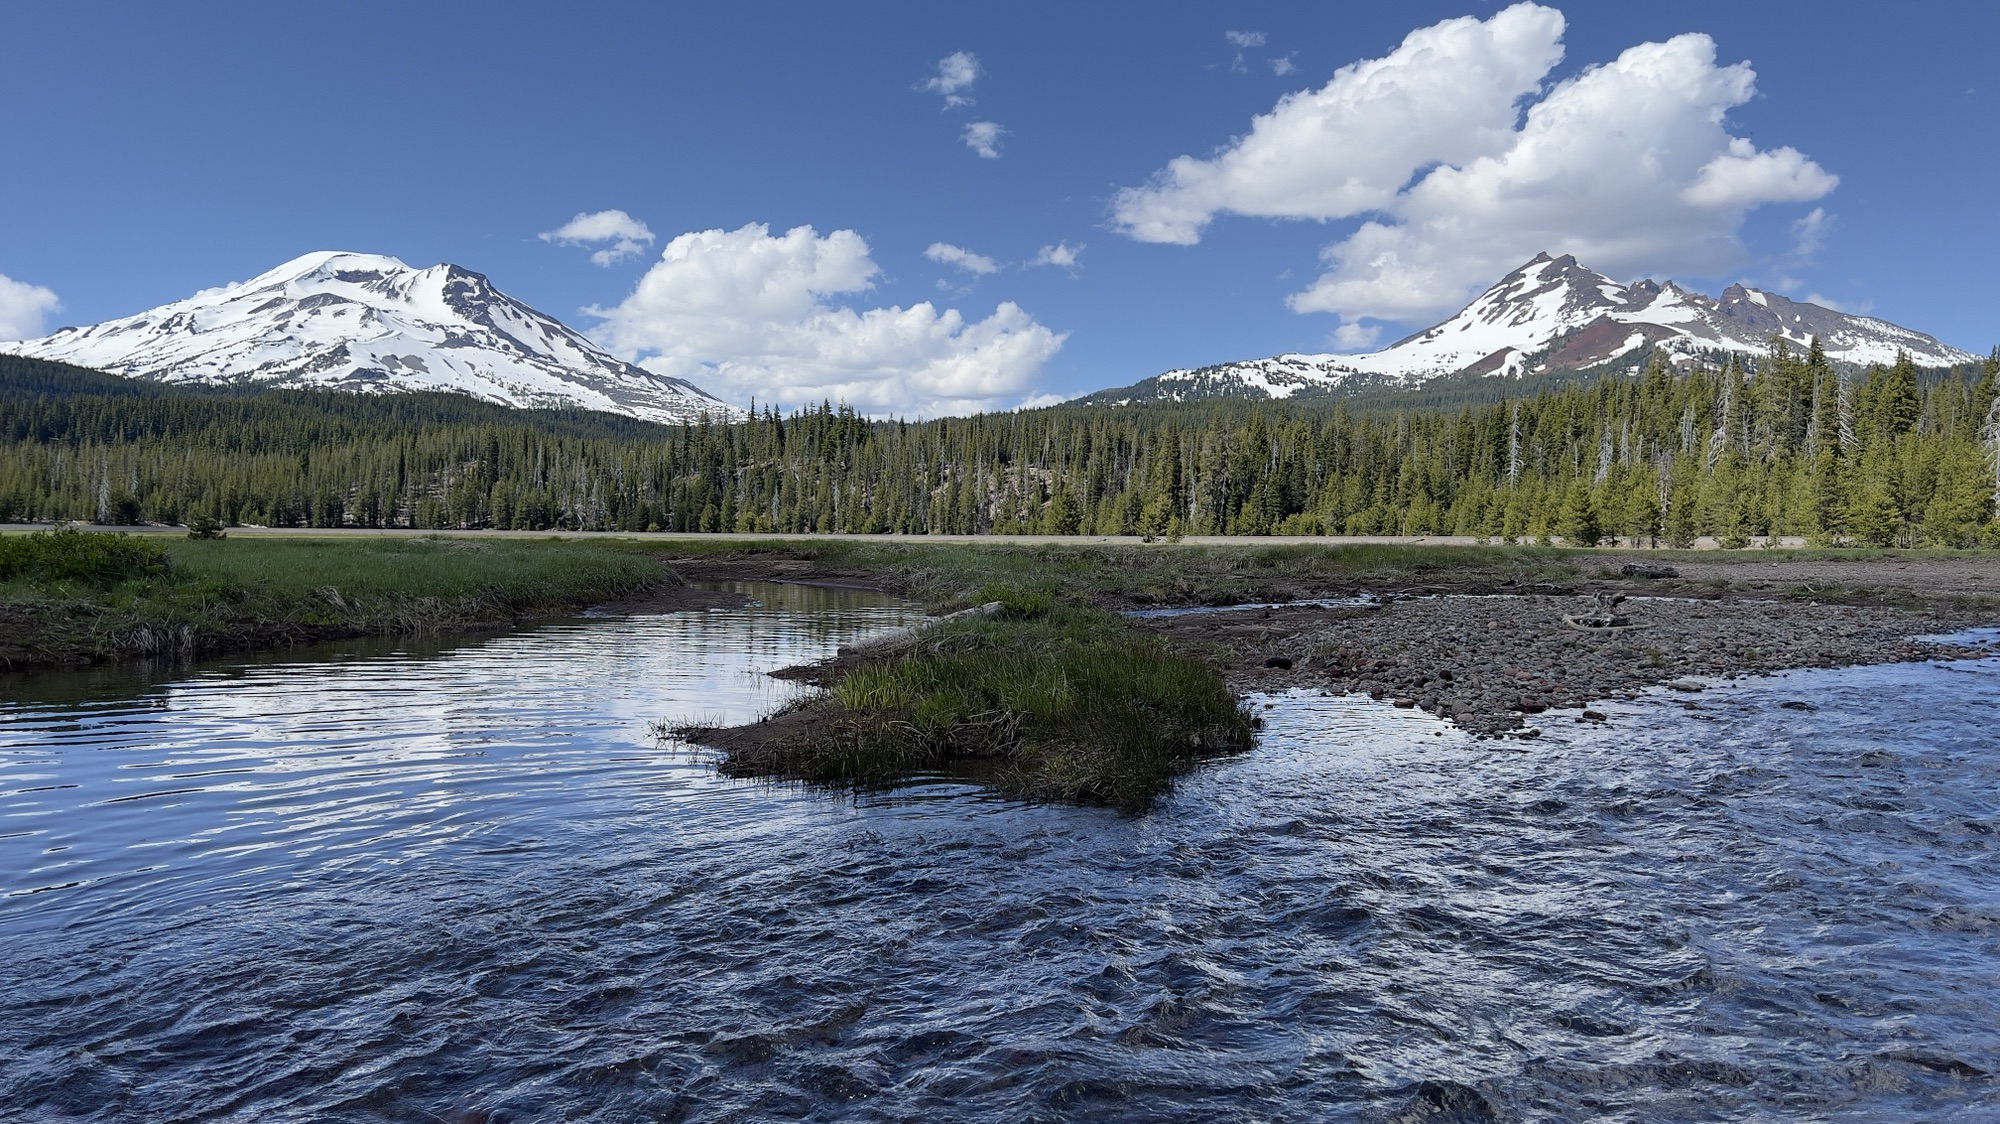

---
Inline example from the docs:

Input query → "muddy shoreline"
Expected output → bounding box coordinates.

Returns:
[1164,594,1994,737]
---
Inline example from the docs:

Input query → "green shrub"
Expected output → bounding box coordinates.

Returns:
[0,527,171,588]
[975,582,1054,619]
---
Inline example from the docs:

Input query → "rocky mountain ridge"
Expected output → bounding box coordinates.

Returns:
[1091,253,1979,405]
[0,251,738,424]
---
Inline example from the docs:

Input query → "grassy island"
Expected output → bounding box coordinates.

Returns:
[689,594,1255,812]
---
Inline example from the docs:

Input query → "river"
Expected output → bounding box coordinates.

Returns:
[2,583,1996,1121]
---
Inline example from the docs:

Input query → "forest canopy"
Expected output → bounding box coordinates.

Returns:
[1,342,1995,549]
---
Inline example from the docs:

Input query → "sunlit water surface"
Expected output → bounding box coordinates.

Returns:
[2,586,1996,1122]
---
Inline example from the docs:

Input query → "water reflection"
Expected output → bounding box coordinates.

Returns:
[0,582,923,926]
[1,600,1995,1121]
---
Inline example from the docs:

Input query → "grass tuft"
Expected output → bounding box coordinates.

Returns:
[720,605,1255,812]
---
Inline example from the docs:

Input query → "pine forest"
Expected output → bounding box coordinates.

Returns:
[2,342,1996,548]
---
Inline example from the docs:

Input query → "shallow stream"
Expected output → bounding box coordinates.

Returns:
[3,584,1996,1121]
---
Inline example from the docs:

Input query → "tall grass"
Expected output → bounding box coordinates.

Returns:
[169,535,661,604]
[0,532,670,669]
[738,602,1255,811]
[655,537,1581,612]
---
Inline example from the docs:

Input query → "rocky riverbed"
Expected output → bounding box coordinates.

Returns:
[1147,593,1998,737]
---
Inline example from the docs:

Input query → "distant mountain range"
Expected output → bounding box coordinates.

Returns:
[1084,253,1981,406]
[0,251,737,424]
[2,249,1981,423]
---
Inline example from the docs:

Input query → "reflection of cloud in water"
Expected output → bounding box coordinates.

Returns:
[10,595,1995,1120]
[0,581,922,921]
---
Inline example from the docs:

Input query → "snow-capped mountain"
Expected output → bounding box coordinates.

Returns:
[1092,253,1979,404]
[0,251,739,423]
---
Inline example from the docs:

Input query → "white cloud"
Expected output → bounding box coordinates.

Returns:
[923,51,980,108]
[1789,207,1831,260]
[1682,138,1835,209]
[1270,53,1297,77]
[1803,292,1869,314]
[540,209,656,266]
[924,242,1001,275]
[1028,242,1084,272]
[1116,4,1564,246]
[1015,391,1078,411]
[962,120,1006,159]
[0,273,61,341]
[1329,321,1381,352]
[1226,30,1267,72]
[587,223,1065,417]
[1114,2,1838,326]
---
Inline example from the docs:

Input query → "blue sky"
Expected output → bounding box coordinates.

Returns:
[1,1,1994,415]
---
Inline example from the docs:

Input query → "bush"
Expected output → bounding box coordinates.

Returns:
[975,582,1054,619]
[0,527,171,588]
[186,514,227,540]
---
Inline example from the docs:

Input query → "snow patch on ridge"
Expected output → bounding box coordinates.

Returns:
[0,251,740,424]
[1122,253,1977,403]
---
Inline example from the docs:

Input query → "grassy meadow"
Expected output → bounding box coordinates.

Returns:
[0,528,670,669]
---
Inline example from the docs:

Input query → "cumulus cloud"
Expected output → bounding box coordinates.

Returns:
[1329,321,1382,352]
[923,51,980,108]
[1789,207,1831,260]
[587,223,1065,417]
[1028,242,1084,272]
[540,209,656,266]
[0,272,61,341]
[962,120,1006,159]
[1117,4,1564,246]
[924,242,1001,275]
[1114,2,1838,328]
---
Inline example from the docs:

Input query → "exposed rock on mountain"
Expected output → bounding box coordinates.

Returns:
[0,251,739,423]
[1090,253,1977,405]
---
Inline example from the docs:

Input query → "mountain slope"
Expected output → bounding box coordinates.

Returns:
[0,251,739,424]
[1088,253,1979,405]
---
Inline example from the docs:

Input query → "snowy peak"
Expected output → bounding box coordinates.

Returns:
[1120,253,1978,406]
[3,251,739,424]
[1372,253,1631,375]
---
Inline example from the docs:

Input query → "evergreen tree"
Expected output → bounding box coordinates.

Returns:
[1557,479,1601,547]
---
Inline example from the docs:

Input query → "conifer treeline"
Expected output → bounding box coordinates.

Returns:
[2,344,1996,547]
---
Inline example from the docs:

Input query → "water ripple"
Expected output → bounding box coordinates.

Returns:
[2,600,1996,1121]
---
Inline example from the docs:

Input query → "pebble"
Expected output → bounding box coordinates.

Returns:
[1176,591,1990,739]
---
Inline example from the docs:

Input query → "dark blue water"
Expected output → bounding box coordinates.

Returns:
[3,589,1995,1122]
